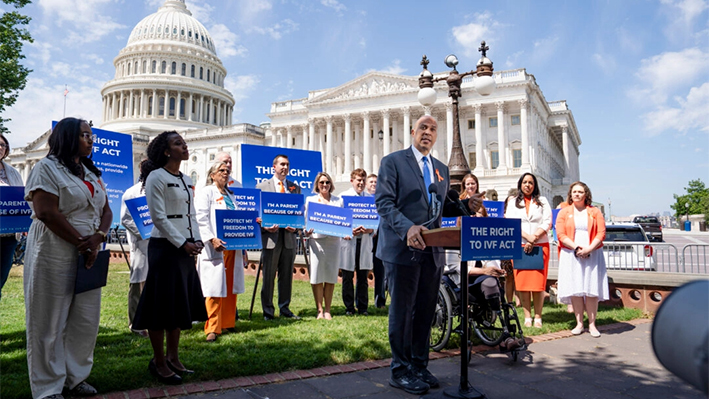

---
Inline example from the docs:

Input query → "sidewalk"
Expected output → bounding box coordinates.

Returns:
[88,319,705,399]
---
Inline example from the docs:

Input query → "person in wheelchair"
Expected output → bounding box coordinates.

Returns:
[467,260,525,352]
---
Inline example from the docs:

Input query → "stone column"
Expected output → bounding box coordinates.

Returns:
[392,118,399,151]
[402,106,411,148]
[336,124,343,178]
[301,124,309,150]
[176,91,182,120]
[119,91,125,118]
[496,101,508,172]
[474,104,484,173]
[325,115,335,176]
[279,128,285,147]
[343,113,352,178]
[362,111,371,174]
[209,98,214,124]
[381,109,390,156]
[318,125,326,166]
[286,125,293,149]
[354,121,361,170]
[562,125,570,174]
[308,118,315,151]
[520,98,530,169]
[188,93,193,121]
[139,90,145,118]
[127,90,133,118]
[152,89,157,118]
[163,90,169,119]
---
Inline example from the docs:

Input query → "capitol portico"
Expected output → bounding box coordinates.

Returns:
[266,68,580,205]
[7,0,581,208]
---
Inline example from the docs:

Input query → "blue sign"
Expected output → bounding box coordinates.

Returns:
[306,202,353,238]
[52,122,134,227]
[124,196,153,239]
[551,208,561,241]
[216,209,262,250]
[230,188,261,211]
[240,144,322,192]
[461,217,522,261]
[441,217,457,228]
[0,186,32,233]
[261,192,305,228]
[483,200,505,218]
[343,196,379,229]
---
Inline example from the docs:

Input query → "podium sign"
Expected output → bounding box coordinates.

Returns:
[460,217,522,261]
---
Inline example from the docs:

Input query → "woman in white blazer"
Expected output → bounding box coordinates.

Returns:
[504,173,552,328]
[195,161,245,342]
[0,134,25,298]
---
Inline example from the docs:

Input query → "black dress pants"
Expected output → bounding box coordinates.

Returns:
[342,238,369,313]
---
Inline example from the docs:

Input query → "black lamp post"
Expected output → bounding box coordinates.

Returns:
[417,41,496,192]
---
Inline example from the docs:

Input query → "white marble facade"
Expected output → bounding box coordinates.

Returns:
[267,69,581,205]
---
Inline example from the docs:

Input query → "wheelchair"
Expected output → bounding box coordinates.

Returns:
[430,263,527,362]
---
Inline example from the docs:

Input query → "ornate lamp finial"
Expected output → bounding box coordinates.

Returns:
[478,41,489,57]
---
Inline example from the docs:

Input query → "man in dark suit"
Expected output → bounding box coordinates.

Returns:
[376,115,482,395]
[256,154,302,320]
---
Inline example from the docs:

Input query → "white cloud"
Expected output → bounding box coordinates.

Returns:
[359,38,366,49]
[236,0,272,24]
[187,1,215,24]
[642,82,709,135]
[276,80,294,101]
[38,0,127,44]
[28,41,54,66]
[367,60,406,75]
[505,51,523,68]
[85,54,105,65]
[660,0,709,22]
[210,24,247,58]
[4,77,103,147]
[224,75,260,121]
[251,19,298,40]
[321,0,346,13]
[451,12,499,58]
[530,35,559,63]
[631,48,709,106]
[660,0,709,41]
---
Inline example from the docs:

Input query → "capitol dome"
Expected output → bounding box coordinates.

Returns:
[100,0,235,133]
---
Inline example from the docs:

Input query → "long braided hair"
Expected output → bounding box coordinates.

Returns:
[514,172,543,209]
[140,131,178,188]
[47,117,101,178]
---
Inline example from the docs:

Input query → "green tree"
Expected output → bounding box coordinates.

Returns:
[671,179,709,222]
[0,0,33,134]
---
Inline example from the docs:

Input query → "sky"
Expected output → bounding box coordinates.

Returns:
[1,0,708,217]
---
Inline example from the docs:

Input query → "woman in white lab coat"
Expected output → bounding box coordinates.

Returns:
[24,117,112,398]
[195,161,245,342]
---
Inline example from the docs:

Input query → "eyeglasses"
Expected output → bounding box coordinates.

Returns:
[318,181,331,185]
[0,143,7,149]
[80,132,93,141]
[217,169,230,174]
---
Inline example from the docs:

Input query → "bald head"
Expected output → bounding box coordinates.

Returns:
[411,115,438,155]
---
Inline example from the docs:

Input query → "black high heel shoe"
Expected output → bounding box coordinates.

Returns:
[148,358,183,385]
[167,359,195,375]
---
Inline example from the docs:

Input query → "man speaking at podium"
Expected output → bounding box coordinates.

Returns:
[375,115,483,395]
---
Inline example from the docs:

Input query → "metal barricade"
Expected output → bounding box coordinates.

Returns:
[681,245,709,274]
[602,242,658,271]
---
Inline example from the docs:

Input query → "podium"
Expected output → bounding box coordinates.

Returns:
[422,227,486,399]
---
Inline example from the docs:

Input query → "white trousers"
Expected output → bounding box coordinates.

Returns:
[24,251,101,399]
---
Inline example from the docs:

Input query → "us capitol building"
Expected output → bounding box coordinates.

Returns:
[8,0,580,206]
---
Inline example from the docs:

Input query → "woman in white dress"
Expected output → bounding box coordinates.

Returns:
[556,181,608,338]
[23,118,112,398]
[195,161,245,342]
[304,172,342,320]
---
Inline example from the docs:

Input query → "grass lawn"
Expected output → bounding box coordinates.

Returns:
[0,262,645,398]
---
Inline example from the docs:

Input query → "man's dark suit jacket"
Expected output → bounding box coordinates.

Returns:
[375,148,449,266]
[256,178,302,248]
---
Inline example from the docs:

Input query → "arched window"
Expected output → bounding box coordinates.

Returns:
[181,63,186,76]
[134,61,139,74]
[195,33,199,40]
[148,96,153,115]
[173,27,177,35]
[142,60,147,73]
[165,26,169,34]
[152,60,156,73]
[199,67,203,79]
[181,28,184,36]
[207,69,210,82]
[190,65,195,77]
[171,62,176,75]
[188,30,192,38]
[127,63,131,75]
[169,97,175,116]
[179,99,186,118]
[190,171,198,182]
[159,97,165,116]
[161,61,166,74]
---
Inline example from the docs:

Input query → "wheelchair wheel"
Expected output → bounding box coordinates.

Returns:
[430,284,453,351]
[472,307,506,347]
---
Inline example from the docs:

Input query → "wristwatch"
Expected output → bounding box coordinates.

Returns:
[96,230,107,242]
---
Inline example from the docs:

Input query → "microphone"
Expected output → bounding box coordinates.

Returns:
[447,189,471,217]
[423,184,441,228]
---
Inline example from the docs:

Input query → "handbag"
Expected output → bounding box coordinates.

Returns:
[75,250,111,294]
[513,246,544,270]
